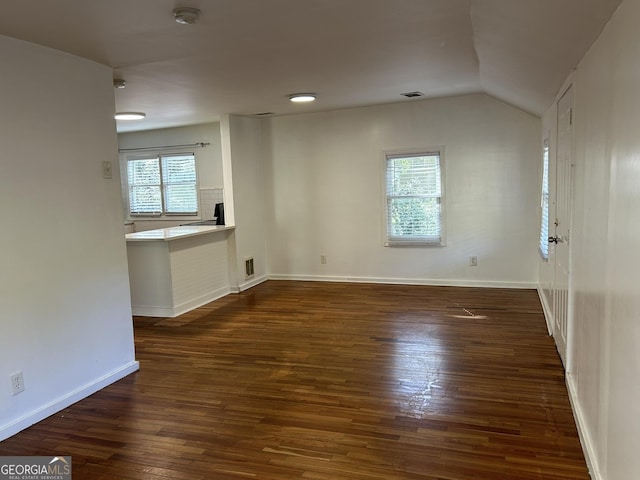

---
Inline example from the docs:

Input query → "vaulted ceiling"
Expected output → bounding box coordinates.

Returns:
[0,0,622,132]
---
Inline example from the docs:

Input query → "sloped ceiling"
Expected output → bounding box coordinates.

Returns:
[0,0,621,132]
[471,0,622,115]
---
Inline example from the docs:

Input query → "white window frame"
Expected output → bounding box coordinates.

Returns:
[122,150,200,220]
[538,138,550,260]
[382,147,446,247]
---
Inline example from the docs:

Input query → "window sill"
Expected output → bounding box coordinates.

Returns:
[385,240,446,247]
[129,216,200,222]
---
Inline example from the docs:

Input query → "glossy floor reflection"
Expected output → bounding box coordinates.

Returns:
[1,281,588,480]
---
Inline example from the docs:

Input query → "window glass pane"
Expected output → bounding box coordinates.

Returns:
[385,151,443,245]
[539,141,550,259]
[387,155,441,197]
[161,154,198,215]
[165,184,198,214]
[388,197,441,238]
[128,157,162,214]
[128,158,160,185]
[129,185,162,214]
[162,154,197,184]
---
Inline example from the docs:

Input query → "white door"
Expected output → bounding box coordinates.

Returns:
[551,86,574,367]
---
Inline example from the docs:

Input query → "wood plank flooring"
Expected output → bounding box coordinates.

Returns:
[0,281,588,479]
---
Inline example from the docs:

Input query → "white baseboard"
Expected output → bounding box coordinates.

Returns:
[268,274,537,289]
[0,360,140,441]
[238,274,268,292]
[172,287,232,317]
[566,373,602,480]
[131,305,176,317]
[537,285,554,335]
[132,286,231,317]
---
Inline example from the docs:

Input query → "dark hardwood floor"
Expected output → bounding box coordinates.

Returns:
[0,281,588,479]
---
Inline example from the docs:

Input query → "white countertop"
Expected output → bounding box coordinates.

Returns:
[126,225,234,242]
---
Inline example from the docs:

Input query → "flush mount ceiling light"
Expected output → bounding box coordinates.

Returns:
[115,112,146,121]
[289,93,316,103]
[173,7,201,24]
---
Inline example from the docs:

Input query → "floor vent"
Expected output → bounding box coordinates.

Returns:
[245,257,255,279]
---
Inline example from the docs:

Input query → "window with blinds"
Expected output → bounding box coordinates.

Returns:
[384,150,444,246]
[127,153,198,217]
[539,140,550,260]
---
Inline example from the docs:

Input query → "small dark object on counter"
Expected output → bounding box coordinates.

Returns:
[214,203,224,225]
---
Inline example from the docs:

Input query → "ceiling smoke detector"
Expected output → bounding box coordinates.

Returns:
[173,7,201,25]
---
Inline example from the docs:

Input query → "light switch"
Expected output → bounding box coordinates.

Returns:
[102,161,113,179]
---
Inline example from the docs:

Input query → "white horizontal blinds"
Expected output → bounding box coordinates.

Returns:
[539,140,550,259]
[386,152,442,244]
[126,153,198,216]
[161,154,198,215]
[128,157,162,215]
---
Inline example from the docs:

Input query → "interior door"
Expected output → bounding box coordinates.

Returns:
[551,85,574,367]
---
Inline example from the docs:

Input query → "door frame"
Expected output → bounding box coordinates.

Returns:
[549,82,575,370]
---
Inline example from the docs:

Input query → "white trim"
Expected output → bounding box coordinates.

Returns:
[131,286,231,317]
[566,373,602,480]
[130,305,176,317]
[172,287,231,316]
[0,361,140,441]
[556,72,575,103]
[385,239,445,247]
[238,274,269,292]
[268,273,536,289]
[537,285,554,335]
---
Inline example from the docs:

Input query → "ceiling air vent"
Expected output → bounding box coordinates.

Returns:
[401,91,424,98]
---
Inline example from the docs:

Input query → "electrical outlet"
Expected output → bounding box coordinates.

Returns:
[320,254,327,265]
[11,371,25,395]
[470,256,478,266]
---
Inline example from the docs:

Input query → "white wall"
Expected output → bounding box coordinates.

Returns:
[266,94,541,287]
[0,36,138,439]
[220,115,268,290]
[118,123,223,231]
[562,0,640,478]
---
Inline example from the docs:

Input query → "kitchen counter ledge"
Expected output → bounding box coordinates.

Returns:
[125,224,234,242]
[125,224,234,317]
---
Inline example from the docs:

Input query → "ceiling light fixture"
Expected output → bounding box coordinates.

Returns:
[113,79,126,89]
[173,7,201,24]
[289,93,316,103]
[115,112,146,121]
